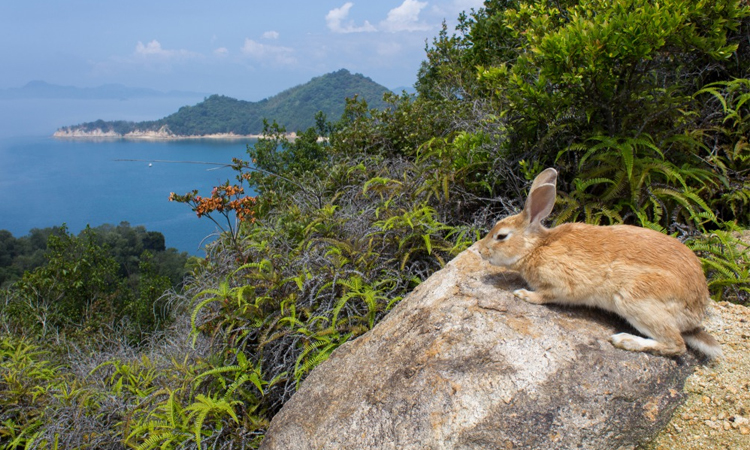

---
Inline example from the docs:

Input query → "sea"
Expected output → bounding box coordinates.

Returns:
[0,97,256,255]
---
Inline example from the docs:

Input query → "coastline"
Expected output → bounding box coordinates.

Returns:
[52,127,298,141]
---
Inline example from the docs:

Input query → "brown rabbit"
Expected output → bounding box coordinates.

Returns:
[476,168,722,359]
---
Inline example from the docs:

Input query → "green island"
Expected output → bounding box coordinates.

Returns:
[54,69,392,138]
[2,1,750,448]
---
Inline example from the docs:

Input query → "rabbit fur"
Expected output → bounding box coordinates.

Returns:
[476,168,722,359]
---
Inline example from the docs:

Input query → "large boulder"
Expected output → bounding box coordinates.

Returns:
[260,245,701,449]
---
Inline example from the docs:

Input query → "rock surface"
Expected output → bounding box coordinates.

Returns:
[260,245,702,450]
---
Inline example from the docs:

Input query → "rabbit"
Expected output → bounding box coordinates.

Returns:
[476,167,722,359]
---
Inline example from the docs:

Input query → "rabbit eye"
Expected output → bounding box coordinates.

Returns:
[495,233,508,241]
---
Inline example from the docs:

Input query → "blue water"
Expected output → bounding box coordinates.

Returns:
[0,135,255,255]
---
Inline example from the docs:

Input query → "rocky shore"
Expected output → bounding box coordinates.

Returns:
[52,125,274,140]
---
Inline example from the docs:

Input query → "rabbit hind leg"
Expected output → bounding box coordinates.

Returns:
[610,296,687,357]
[609,333,686,356]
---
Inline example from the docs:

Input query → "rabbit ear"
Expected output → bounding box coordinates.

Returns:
[528,168,558,193]
[524,183,557,225]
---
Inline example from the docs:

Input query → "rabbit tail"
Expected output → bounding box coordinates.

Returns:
[683,328,723,360]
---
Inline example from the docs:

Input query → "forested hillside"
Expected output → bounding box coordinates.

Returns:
[56,69,392,136]
[3,1,749,449]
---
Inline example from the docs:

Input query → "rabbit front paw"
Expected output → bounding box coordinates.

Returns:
[513,289,547,305]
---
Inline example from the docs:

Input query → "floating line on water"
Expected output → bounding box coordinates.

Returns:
[116,158,308,193]
[115,159,231,171]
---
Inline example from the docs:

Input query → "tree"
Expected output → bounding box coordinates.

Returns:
[12,226,124,336]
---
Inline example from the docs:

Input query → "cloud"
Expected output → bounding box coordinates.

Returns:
[134,40,197,59]
[135,40,168,56]
[91,39,200,77]
[241,38,296,65]
[381,0,431,32]
[326,3,376,33]
[262,30,280,40]
[214,47,229,56]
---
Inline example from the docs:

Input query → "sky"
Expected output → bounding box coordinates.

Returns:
[0,0,485,101]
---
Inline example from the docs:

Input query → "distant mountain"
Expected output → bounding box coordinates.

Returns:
[0,80,206,100]
[55,70,392,138]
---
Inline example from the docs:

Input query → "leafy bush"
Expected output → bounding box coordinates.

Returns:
[0,224,189,343]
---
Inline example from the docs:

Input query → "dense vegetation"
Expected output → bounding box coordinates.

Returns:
[1,223,189,342]
[58,69,392,136]
[3,1,749,448]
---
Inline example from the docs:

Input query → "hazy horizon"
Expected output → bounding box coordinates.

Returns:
[0,68,414,103]
[0,1,484,102]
